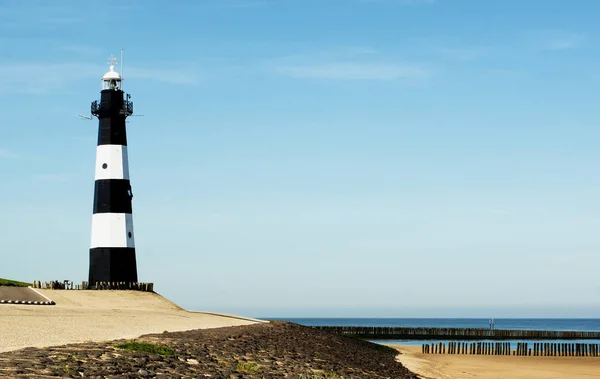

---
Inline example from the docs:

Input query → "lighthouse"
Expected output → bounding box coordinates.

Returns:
[88,57,138,285]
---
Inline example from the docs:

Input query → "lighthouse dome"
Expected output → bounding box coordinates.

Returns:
[102,65,121,81]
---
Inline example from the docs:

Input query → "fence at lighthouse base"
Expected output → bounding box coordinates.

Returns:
[31,280,154,292]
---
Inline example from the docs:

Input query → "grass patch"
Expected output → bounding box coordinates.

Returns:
[0,278,31,287]
[115,341,174,356]
[236,361,261,374]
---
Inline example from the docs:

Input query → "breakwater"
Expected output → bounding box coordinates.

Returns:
[313,326,600,340]
[422,341,600,356]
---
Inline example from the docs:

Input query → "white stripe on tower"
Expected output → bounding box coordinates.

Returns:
[94,145,130,181]
[90,213,135,248]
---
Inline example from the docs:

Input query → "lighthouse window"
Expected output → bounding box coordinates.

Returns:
[128,232,132,238]
[102,163,108,169]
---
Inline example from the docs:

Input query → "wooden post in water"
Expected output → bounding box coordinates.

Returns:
[521,343,524,356]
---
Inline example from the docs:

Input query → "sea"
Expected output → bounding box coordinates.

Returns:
[267,318,600,349]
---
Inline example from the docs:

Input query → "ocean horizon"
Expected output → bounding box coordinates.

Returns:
[266,317,600,331]
[264,318,600,348]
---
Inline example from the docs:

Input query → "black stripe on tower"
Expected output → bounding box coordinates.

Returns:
[93,179,133,213]
[89,248,138,284]
[89,88,138,285]
[95,89,128,146]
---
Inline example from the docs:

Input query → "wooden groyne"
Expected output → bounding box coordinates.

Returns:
[313,326,600,340]
[422,341,600,357]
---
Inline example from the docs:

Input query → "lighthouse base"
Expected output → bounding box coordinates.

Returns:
[89,247,138,285]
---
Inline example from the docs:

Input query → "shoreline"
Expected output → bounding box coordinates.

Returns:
[391,344,600,379]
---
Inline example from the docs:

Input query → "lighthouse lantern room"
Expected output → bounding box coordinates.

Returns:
[102,62,122,91]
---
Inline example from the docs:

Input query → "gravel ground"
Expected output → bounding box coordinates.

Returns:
[0,321,419,378]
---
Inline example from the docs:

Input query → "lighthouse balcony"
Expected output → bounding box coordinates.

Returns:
[91,100,134,116]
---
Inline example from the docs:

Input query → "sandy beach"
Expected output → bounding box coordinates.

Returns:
[0,289,263,353]
[393,345,600,379]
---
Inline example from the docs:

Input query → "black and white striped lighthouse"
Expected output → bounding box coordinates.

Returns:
[88,58,138,285]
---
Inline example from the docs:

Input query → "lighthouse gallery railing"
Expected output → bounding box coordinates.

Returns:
[91,99,133,116]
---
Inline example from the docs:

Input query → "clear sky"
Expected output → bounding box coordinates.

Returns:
[1,0,599,318]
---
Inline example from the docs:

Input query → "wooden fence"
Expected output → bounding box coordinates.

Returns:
[422,341,600,357]
[313,326,600,340]
[31,280,154,292]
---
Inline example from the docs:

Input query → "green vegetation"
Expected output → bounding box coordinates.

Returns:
[114,341,174,356]
[236,361,261,374]
[0,278,31,287]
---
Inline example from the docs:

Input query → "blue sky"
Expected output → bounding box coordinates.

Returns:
[1,0,600,318]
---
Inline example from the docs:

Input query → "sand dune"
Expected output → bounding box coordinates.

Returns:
[0,289,264,353]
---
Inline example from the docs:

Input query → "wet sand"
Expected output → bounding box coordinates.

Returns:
[392,345,600,379]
